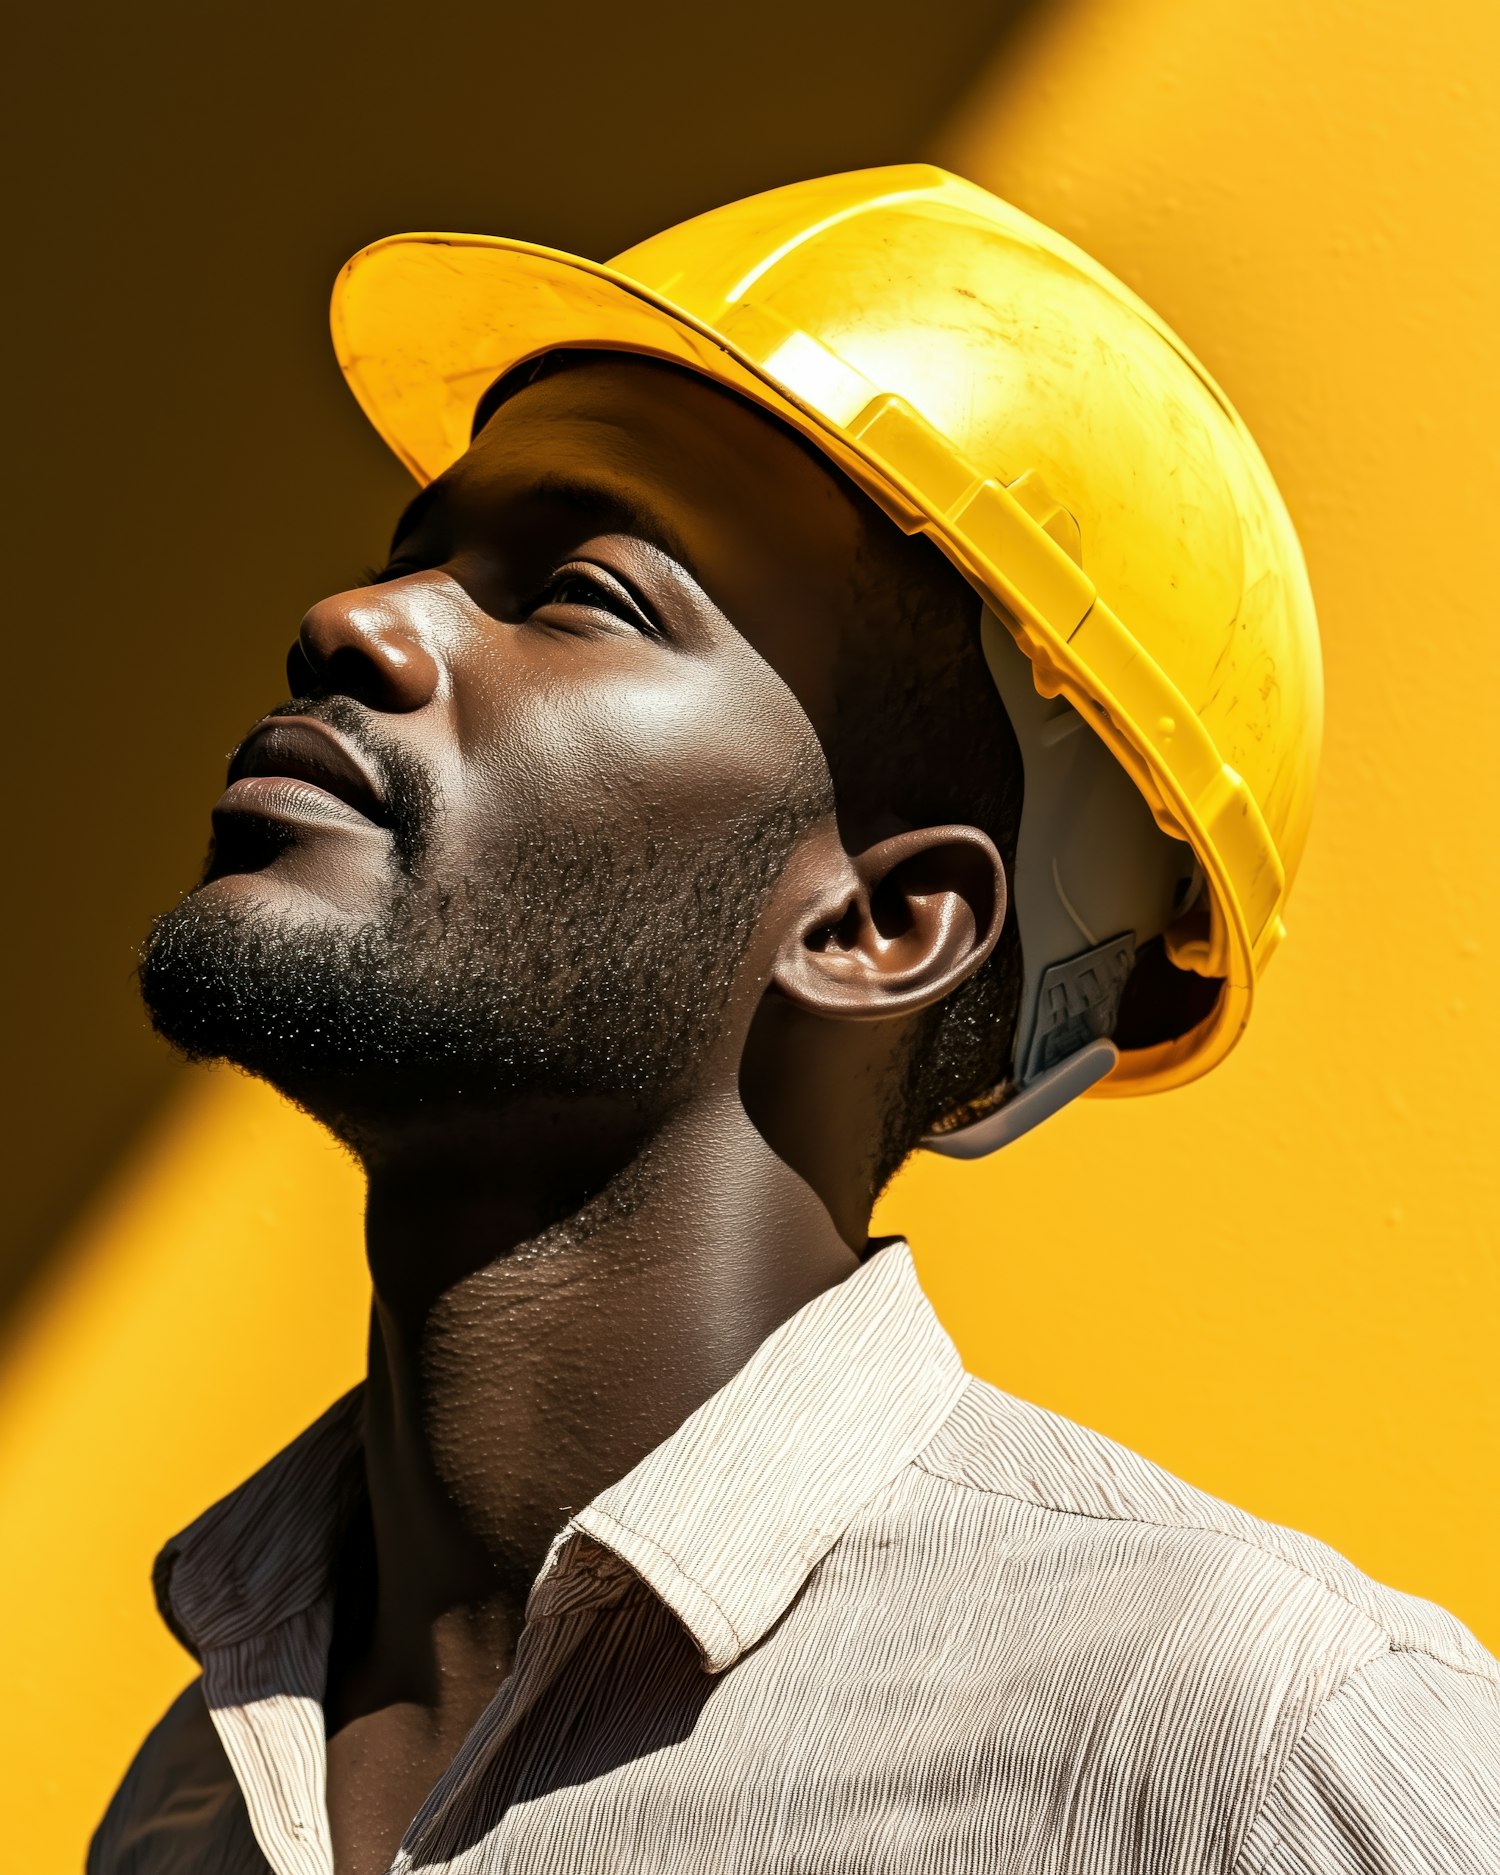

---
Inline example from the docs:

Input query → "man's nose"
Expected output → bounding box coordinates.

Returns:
[287,582,443,712]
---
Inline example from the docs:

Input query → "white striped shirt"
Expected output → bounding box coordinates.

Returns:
[91,1239,1500,1873]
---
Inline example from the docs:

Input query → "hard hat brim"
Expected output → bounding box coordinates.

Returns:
[333,232,933,532]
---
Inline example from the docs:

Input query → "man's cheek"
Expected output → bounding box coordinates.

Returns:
[544,672,808,835]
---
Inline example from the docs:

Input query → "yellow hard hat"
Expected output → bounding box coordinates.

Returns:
[331,165,1322,1144]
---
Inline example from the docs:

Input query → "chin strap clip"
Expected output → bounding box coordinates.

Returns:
[922,1038,1119,1160]
[921,930,1135,1160]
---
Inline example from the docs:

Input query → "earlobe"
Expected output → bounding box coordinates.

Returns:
[773,825,1007,1023]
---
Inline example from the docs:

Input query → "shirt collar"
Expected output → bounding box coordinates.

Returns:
[567,1238,967,1670]
[153,1387,365,1661]
[154,1239,966,1673]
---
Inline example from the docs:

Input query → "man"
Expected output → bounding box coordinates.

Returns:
[92,168,1498,1873]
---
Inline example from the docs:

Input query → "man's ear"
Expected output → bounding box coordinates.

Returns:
[772,825,1007,1021]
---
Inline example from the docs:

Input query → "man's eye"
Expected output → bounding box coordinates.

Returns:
[547,571,609,608]
[540,566,657,635]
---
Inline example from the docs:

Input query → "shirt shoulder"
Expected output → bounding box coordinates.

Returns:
[915,1373,1496,1684]
[884,1375,1499,1866]
[88,1678,264,1875]
[1232,1648,1500,1873]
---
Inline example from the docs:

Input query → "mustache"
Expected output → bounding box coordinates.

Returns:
[258,695,438,873]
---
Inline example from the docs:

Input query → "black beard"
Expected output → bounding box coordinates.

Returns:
[138,768,827,1146]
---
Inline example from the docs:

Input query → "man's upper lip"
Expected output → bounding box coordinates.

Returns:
[226,717,389,824]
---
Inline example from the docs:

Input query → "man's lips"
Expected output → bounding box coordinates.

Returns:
[217,716,390,828]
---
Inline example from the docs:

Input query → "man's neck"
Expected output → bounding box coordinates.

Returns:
[330,1089,863,1738]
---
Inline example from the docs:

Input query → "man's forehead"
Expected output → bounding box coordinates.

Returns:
[407,352,872,583]
[472,351,785,480]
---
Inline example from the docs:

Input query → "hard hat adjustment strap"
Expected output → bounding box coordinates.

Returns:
[918,613,1198,1160]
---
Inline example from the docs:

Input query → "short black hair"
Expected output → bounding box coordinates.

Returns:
[823,518,1023,1192]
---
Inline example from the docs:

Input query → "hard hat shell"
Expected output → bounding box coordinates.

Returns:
[332,164,1323,1098]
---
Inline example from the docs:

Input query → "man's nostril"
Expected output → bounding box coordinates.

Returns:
[285,640,319,699]
[323,643,394,707]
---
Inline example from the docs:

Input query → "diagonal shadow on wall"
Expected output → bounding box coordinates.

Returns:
[0,0,1055,1326]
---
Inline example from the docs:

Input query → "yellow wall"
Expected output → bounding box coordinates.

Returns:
[2,0,1496,1862]
[0,1080,367,1856]
[918,0,1499,1636]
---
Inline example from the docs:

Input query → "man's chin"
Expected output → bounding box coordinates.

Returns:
[139,802,799,1135]
[138,886,367,1076]
[137,877,506,1124]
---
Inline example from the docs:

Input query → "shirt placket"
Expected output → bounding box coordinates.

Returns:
[388,1533,641,1873]
[200,1598,338,1875]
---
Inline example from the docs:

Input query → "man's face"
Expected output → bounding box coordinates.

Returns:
[141,355,879,1140]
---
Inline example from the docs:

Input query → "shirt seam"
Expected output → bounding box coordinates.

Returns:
[1222,1650,1427,1875]
[1228,1809,1288,1875]
[1215,1650,1380,1867]
[912,1454,1495,1684]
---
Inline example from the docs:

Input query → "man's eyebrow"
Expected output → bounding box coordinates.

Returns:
[386,479,447,555]
[521,473,703,583]
[387,472,703,585]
